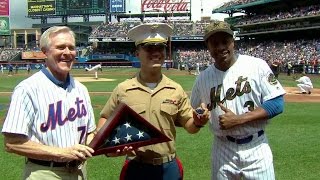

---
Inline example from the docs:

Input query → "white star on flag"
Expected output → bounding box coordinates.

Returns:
[137,131,144,139]
[112,136,120,144]
[124,122,131,129]
[125,133,132,141]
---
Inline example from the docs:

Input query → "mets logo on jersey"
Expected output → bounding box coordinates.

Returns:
[207,76,254,111]
[267,73,278,85]
[40,97,87,132]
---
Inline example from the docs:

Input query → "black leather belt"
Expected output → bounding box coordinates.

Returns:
[128,154,176,165]
[27,158,78,168]
[226,130,264,144]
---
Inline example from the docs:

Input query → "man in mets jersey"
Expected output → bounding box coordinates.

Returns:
[2,26,96,180]
[190,21,286,179]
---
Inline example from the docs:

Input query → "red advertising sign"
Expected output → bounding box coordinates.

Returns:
[141,0,190,13]
[0,0,9,16]
[22,51,47,60]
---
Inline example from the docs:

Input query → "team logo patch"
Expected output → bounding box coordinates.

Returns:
[267,73,278,85]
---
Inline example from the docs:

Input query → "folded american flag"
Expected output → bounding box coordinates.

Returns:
[89,103,171,156]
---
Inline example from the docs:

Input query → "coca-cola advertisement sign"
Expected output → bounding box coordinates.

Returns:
[141,0,191,13]
[0,0,9,16]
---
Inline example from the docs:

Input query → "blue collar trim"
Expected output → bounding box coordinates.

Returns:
[41,68,71,89]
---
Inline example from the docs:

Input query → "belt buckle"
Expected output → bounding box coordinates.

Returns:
[66,160,82,169]
[237,135,253,144]
[66,161,72,169]
[152,157,163,165]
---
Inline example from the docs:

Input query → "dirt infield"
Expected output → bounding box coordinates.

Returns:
[74,76,116,82]
[283,87,320,102]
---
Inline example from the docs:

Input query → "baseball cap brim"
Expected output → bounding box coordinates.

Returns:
[204,29,234,41]
[140,42,167,47]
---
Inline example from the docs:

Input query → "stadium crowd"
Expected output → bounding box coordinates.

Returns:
[89,0,320,39]
[90,21,141,38]
[235,4,320,26]
[174,48,212,71]
[0,48,22,61]
[174,38,320,74]
[238,39,320,73]
[217,0,259,9]
[90,20,211,38]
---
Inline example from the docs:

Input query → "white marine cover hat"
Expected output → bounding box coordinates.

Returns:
[128,23,173,46]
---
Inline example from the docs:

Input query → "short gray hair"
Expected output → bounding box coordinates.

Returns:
[40,26,76,50]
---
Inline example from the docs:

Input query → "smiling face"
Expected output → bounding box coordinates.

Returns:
[206,32,236,71]
[43,31,76,81]
[136,43,166,70]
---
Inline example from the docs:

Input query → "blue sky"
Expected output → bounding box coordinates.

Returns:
[9,0,230,28]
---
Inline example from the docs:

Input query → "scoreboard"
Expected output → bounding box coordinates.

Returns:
[28,0,107,16]
[56,0,106,15]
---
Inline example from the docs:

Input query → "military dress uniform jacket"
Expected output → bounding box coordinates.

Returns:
[100,74,193,160]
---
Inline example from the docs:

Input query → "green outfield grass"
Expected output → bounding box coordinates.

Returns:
[0,68,320,179]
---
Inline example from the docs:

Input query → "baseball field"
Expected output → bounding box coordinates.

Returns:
[0,68,319,180]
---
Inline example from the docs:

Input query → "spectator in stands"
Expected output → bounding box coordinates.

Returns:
[270,60,281,79]
[286,61,292,76]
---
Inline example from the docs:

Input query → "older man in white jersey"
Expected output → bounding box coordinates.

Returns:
[191,21,286,179]
[2,26,96,179]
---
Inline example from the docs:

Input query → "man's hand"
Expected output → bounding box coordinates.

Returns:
[193,103,209,127]
[62,144,95,162]
[218,103,240,130]
[106,146,133,157]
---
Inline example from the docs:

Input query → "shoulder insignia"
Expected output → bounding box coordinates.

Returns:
[267,73,278,85]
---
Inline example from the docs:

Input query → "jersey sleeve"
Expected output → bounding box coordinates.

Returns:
[258,60,286,102]
[1,86,35,137]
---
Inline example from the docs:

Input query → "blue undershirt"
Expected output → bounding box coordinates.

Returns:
[261,95,284,118]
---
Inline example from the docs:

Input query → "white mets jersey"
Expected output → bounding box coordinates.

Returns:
[191,54,286,137]
[2,69,96,147]
[296,76,313,88]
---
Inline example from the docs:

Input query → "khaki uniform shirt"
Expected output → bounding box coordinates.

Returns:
[100,74,193,159]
